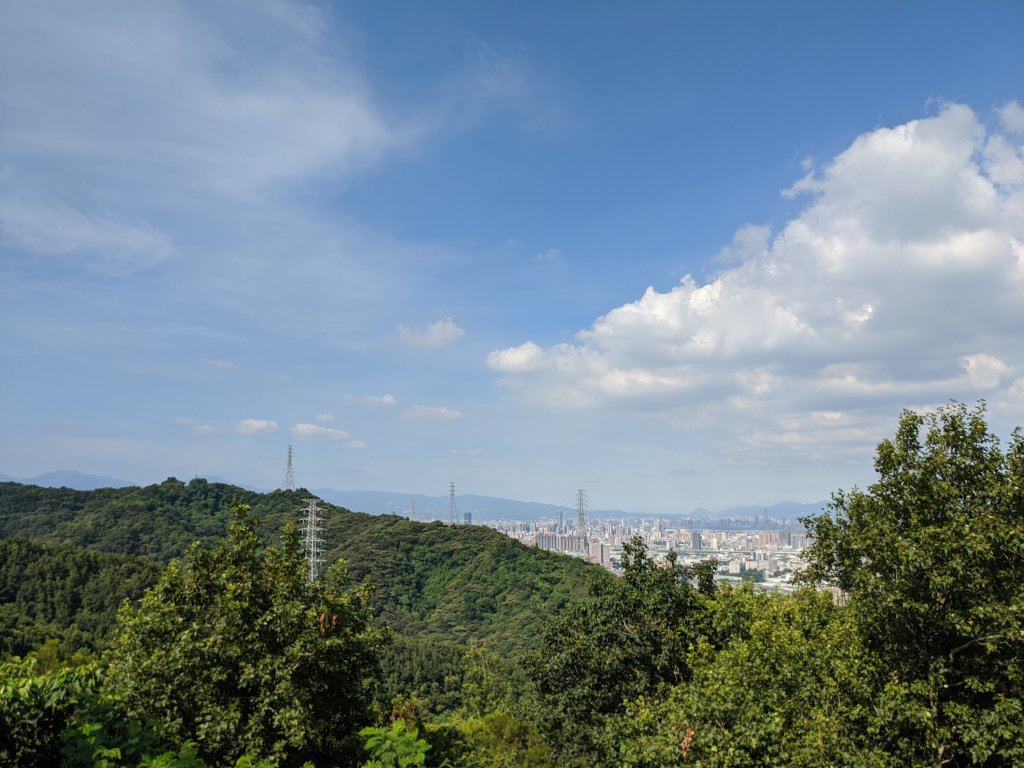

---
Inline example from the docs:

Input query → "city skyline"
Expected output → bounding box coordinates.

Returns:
[2,1,1023,514]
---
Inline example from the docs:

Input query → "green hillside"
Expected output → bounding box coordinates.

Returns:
[0,538,162,657]
[0,478,601,659]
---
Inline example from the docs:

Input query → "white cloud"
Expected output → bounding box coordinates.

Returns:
[398,318,466,348]
[715,223,771,264]
[487,104,1024,459]
[404,405,462,421]
[315,413,335,423]
[348,439,367,449]
[1000,101,1024,137]
[292,422,351,441]
[235,419,280,435]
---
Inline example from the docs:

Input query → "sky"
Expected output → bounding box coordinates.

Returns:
[1,0,1023,515]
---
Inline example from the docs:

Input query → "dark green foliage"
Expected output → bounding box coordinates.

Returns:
[801,402,1024,766]
[0,477,304,563]
[0,538,161,656]
[319,513,599,657]
[104,504,385,768]
[530,537,714,765]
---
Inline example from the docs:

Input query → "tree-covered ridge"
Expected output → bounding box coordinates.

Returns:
[0,478,601,657]
[0,538,161,657]
[0,478,297,562]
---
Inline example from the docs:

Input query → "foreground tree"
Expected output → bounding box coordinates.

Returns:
[801,402,1024,767]
[529,538,716,765]
[611,586,886,767]
[104,504,385,768]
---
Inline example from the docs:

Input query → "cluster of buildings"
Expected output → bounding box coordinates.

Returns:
[484,515,813,593]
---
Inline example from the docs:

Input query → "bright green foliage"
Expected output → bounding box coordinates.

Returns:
[530,537,714,765]
[104,503,385,768]
[359,720,431,768]
[443,711,552,768]
[801,402,1024,766]
[611,586,886,767]
[0,655,102,766]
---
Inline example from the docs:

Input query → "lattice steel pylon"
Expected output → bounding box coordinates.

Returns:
[300,498,324,582]
[576,489,588,542]
[449,482,457,525]
[282,445,295,491]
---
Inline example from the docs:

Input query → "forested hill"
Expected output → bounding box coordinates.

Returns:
[0,478,602,656]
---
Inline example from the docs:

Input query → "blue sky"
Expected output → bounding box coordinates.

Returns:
[1,0,1022,514]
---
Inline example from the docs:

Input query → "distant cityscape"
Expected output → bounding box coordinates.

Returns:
[465,513,812,594]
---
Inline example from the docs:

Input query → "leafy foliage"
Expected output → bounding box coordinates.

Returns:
[104,503,385,768]
[359,720,431,768]
[611,586,886,767]
[529,537,715,765]
[801,402,1024,766]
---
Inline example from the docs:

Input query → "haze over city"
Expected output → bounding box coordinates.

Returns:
[1,1,1022,515]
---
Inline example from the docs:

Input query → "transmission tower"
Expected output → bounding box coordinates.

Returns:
[449,482,457,525]
[299,498,324,582]
[576,489,588,540]
[410,499,417,521]
[282,445,295,491]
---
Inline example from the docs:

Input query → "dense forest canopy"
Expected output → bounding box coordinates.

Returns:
[1,402,1022,767]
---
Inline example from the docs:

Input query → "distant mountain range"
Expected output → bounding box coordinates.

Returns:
[0,470,133,490]
[1,471,824,523]
[312,488,826,524]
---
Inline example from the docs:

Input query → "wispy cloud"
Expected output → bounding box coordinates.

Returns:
[174,417,221,435]
[404,405,462,421]
[235,419,280,435]
[0,201,174,276]
[398,318,466,349]
[344,394,397,407]
[204,359,240,371]
[292,422,350,441]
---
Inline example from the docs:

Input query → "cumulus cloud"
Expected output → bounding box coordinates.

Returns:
[235,419,280,435]
[398,318,466,348]
[404,405,462,421]
[715,224,771,264]
[487,104,1024,458]
[292,422,350,441]
[315,413,335,423]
